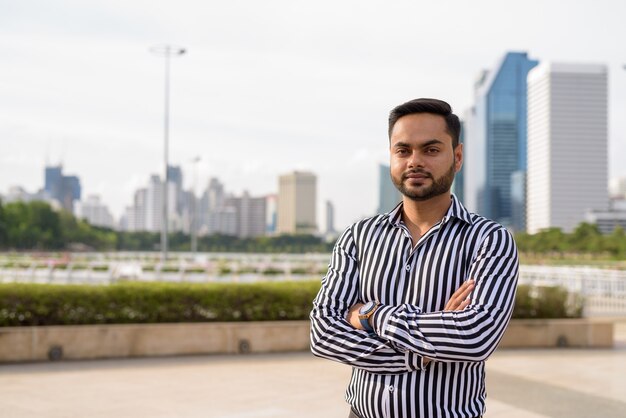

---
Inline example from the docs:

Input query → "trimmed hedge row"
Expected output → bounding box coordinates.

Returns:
[0,282,582,327]
[0,281,320,326]
[513,284,583,319]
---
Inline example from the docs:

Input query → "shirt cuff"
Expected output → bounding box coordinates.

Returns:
[406,352,426,370]
[371,304,396,337]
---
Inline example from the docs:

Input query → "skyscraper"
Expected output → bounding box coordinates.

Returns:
[75,195,115,229]
[123,174,177,233]
[167,165,184,216]
[265,194,278,235]
[377,164,401,214]
[325,200,335,234]
[226,191,267,238]
[451,121,465,204]
[277,171,317,234]
[199,177,227,235]
[465,52,538,228]
[44,166,63,200]
[43,165,81,213]
[526,62,608,233]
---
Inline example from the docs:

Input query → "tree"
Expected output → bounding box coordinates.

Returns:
[603,225,626,258]
[569,222,602,253]
[3,201,63,249]
[0,199,7,247]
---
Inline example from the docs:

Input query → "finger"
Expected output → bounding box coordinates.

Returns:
[456,281,475,301]
[445,280,475,310]
[457,298,471,310]
[445,293,472,312]
[448,280,472,301]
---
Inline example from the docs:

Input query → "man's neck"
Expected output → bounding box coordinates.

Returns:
[401,192,452,244]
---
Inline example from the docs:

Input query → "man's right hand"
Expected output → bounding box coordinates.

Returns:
[424,279,475,366]
[444,279,475,312]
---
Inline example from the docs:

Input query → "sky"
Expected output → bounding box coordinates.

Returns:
[1,0,625,230]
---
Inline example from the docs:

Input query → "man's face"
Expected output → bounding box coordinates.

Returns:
[389,113,462,201]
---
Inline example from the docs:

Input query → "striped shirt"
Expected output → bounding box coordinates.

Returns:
[310,195,518,418]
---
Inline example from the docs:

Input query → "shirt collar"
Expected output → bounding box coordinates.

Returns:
[376,194,473,227]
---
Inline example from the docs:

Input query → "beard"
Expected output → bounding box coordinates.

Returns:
[392,161,455,201]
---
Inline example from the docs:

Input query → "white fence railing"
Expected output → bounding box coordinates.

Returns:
[519,266,626,317]
[2,261,626,317]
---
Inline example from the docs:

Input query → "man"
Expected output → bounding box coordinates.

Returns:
[310,98,518,418]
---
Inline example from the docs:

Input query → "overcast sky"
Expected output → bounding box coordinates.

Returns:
[1,0,625,229]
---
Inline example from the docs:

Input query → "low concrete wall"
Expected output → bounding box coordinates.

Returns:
[0,321,311,363]
[0,319,614,363]
[499,318,614,348]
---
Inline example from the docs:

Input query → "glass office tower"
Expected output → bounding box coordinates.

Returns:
[377,164,401,214]
[465,52,538,229]
[451,121,465,204]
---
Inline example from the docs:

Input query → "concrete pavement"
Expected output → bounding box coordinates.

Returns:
[1,322,626,418]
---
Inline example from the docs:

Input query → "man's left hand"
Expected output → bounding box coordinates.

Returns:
[346,303,365,330]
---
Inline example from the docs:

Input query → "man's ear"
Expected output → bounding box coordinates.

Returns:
[454,143,463,173]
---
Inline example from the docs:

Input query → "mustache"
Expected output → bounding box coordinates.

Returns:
[401,169,432,181]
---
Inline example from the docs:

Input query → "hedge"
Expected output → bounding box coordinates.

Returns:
[0,281,319,326]
[0,282,581,327]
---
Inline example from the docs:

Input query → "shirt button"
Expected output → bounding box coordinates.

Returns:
[389,386,394,392]
[405,265,410,271]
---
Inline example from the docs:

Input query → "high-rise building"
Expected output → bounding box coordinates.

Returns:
[585,200,626,234]
[122,174,177,232]
[75,195,115,229]
[61,175,81,212]
[451,121,465,204]
[265,194,278,235]
[510,171,526,232]
[325,200,336,234]
[44,166,63,200]
[3,186,44,204]
[167,165,185,216]
[43,165,82,213]
[464,52,538,228]
[226,191,267,238]
[198,177,227,235]
[527,62,608,233]
[377,164,401,214]
[609,177,626,199]
[277,171,317,234]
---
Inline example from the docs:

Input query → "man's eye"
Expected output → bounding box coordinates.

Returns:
[426,148,440,154]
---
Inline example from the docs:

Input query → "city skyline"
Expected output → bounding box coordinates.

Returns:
[2,1,626,229]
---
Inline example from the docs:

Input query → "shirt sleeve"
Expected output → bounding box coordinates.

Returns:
[371,227,519,362]
[310,226,425,374]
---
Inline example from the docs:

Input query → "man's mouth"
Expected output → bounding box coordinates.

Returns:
[403,171,431,181]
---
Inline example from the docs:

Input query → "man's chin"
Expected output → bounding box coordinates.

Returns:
[400,187,431,201]
[404,193,431,202]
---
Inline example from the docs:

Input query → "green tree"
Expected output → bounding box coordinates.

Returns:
[4,201,63,249]
[59,210,117,250]
[569,222,602,253]
[603,225,626,258]
[0,199,7,248]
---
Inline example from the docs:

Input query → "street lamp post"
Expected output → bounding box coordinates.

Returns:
[190,156,201,254]
[150,44,186,262]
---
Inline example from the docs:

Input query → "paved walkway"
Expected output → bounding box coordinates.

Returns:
[2,322,626,418]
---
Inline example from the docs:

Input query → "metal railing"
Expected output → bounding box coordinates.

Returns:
[2,258,626,317]
[519,265,626,317]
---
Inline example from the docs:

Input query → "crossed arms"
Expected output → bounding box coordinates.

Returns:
[309,225,518,374]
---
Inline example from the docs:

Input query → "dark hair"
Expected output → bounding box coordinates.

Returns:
[388,98,461,147]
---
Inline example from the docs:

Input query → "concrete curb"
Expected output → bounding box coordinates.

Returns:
[0,319,613,363]
[500,318,613,348]
[0,321,310,362]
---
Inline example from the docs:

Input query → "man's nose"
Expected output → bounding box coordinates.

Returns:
[407,151,423,169]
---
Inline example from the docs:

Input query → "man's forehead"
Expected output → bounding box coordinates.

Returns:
[390,116,452,146]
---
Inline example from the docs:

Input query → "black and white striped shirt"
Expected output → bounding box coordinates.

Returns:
[310,195,518,418]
